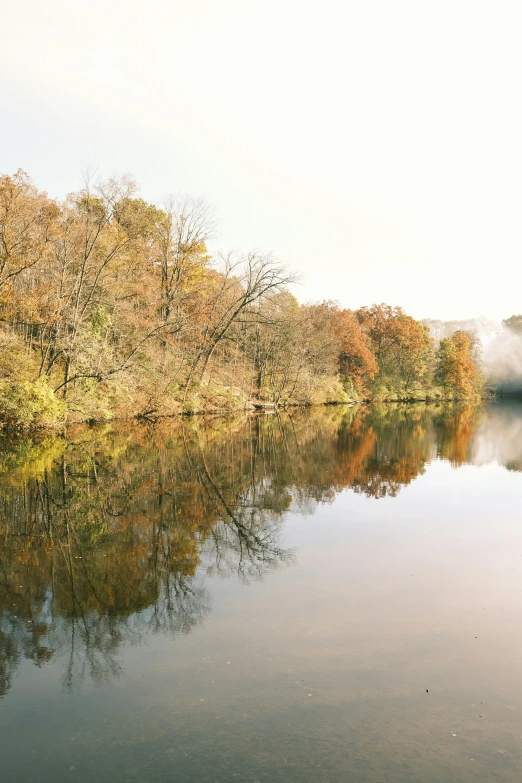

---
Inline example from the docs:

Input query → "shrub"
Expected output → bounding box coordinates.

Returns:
[0,378,67,430]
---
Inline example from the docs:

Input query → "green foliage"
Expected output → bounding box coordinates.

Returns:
[340,375,361,400]
[0,332,42,382]
[0,377,67,430]
[90,305,113,338]
[307,375,351,404]
[0,433,65,484]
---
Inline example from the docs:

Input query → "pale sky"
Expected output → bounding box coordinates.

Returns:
[2,0,521,320]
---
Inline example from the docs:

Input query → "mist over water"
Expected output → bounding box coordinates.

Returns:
[484,329,522,395]
[424,317,522,395]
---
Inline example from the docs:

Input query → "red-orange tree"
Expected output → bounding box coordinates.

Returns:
[356,304,434,396]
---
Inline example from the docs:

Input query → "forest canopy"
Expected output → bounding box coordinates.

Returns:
[0,170,486,428]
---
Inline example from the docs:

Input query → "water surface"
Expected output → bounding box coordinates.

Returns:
[1,402,522,782]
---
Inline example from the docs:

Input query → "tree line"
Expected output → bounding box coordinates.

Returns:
[0,170,485,428]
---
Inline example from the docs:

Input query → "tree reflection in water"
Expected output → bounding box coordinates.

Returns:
[1,400,517,697]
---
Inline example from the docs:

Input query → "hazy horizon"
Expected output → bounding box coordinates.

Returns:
[3,0,521,321]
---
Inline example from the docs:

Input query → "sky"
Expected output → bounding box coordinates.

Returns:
[2,0,521,321]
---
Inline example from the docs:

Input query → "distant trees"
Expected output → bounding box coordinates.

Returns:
[502,314,522,334]
[0,169,487,428]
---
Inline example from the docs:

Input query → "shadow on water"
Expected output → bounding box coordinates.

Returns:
[1,400,521,698]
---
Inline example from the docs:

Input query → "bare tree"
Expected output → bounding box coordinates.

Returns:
[182,252,298,401]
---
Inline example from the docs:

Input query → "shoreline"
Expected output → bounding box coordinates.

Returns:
[0,395,496,435]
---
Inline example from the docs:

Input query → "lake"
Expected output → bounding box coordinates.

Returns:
[1,401,522,782]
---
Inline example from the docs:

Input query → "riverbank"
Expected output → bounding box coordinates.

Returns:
[0,386,489,433]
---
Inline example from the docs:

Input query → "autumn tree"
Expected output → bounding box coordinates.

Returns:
[0,171,58,302]
[435,330,484,398]
[356,304,434,397]
[330,306,377,395]
[33,176,143,393]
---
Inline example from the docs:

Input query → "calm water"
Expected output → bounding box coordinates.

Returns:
[1,402,522,782]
